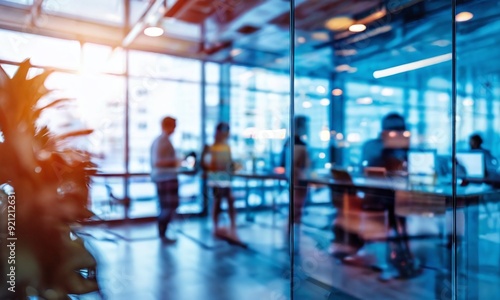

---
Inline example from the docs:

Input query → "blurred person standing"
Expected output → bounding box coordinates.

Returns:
[280,115,311,248]
[202,122,239,240]
[151,116,179,242]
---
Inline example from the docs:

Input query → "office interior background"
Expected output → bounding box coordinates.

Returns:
[0,0,500,299]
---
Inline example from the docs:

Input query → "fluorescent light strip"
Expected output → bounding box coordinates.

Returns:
[373,53,452,79]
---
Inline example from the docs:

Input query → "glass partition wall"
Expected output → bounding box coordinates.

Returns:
[455,1,500,299]
[291,0,500,299]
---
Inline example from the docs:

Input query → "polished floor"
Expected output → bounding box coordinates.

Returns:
[75,207,500,300]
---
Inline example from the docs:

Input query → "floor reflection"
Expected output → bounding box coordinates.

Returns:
[75,208,500,300]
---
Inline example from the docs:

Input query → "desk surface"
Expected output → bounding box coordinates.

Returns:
[94,168,198,177]
[304,175,499,198]
[231,172,288,180]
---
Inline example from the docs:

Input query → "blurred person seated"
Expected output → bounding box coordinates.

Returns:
[330,113,410,257]
[469,133,499,178]
[361,112,410,173]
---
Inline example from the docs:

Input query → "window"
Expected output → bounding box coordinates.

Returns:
[0,29,80,70]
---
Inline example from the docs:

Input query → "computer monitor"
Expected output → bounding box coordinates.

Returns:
[456,152,485,179]
[408,150,437,176]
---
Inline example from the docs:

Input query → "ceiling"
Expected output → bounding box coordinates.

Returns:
[0,0,499,89]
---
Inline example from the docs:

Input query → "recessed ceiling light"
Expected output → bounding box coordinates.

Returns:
[230,48,243,57]
[302,101,312,108]
[335,49,357,56]
[456,12,473,22]
[349,24,366,33]
[320,129,330,142]
[403,45,417,52]
[144,26,164,37]
[332,88,343,96]
[432,39,451,47]
[325,16,354,31]
[336,64,357,73]
[320,98,330,106]
[316,86,326,94]
[312,32,329,41]
[356,97,373,105]
[335,64,352,72]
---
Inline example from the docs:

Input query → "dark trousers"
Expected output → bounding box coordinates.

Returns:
[156,179,179,237]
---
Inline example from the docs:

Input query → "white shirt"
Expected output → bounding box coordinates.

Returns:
[150,133,177,182]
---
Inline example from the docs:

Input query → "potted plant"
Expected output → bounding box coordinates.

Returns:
[0,59,99,299]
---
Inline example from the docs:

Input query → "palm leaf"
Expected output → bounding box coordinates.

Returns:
[55,129,94,141]
[33,97,74,120]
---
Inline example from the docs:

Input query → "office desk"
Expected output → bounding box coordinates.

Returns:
[302,175,500,287]
[230,172,288,224]
[304,176,498,201]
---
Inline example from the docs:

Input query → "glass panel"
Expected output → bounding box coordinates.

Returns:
[162,18,201,41]
[205,62,220,84]
[128,174,204,218]
[82,43,126,75]
[129,50,201,81]
[455,0,500,299]
[128,67,203,215]
[229,84,289,173]
[0,28,80,69]
[128,78,201,172]
[293,0,454,299]
[130,0,151,25]
[204,83,220,146]
[0,0,33,6]
[42,72,126,173]
[43,0,124,26]
[89,175,126,220]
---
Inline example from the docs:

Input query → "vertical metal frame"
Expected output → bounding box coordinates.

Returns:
[200,21,208,217]
[451,0,458,299]
[124,0,131,219]
[289,0,296,298]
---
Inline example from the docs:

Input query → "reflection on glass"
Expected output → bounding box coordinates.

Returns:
[42,72,126,173]
[294,0,455,299]
[456,1,500,299]
[89,176,125,220]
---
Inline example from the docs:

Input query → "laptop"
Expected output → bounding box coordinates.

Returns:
[456,152,485,179]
